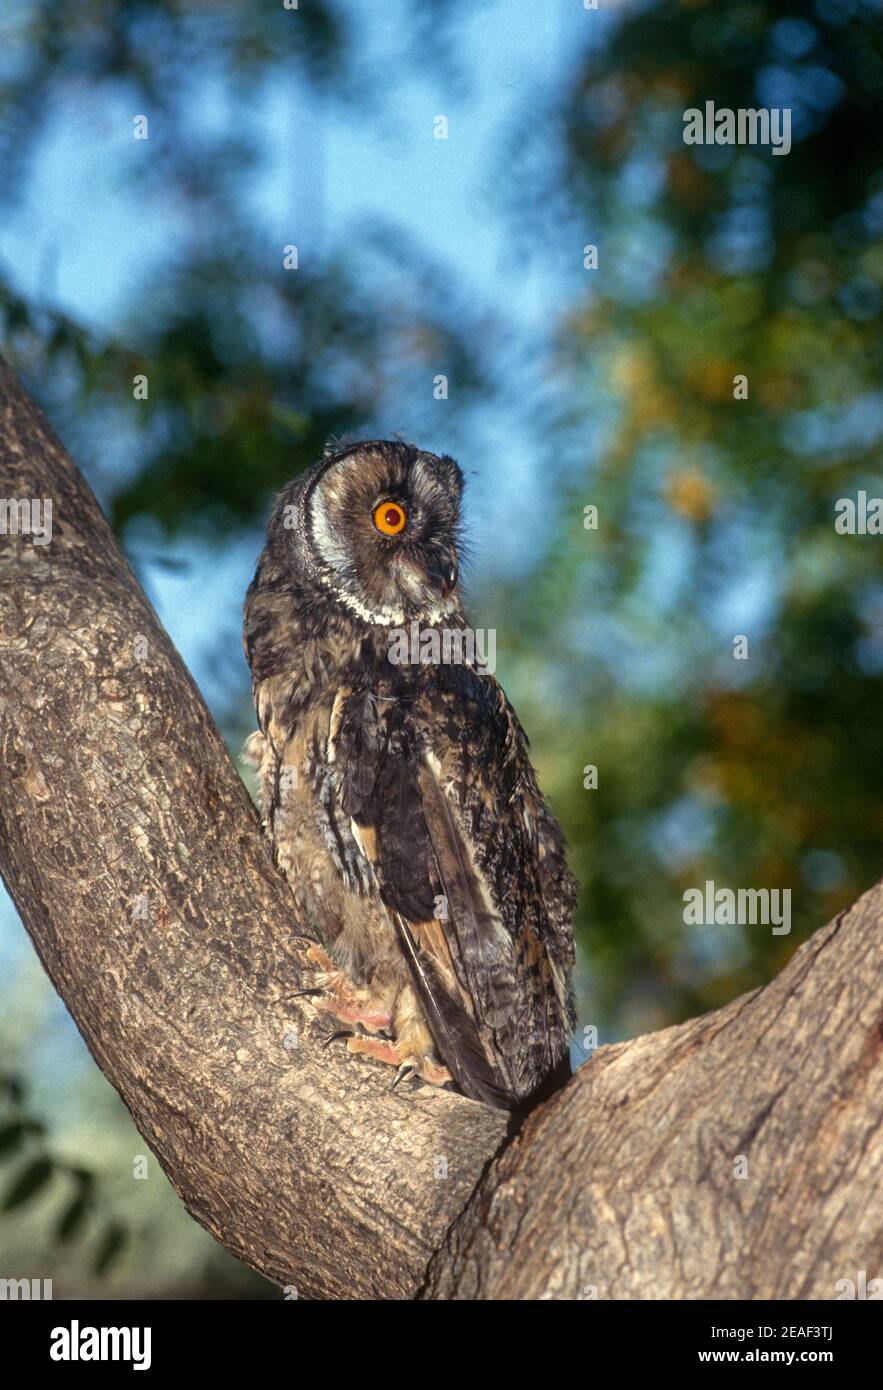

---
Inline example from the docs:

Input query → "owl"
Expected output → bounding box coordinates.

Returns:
[243,440,576,1111]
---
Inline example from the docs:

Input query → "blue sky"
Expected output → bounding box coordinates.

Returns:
[0,2,619,706]
[1,2,617,560]
[0,0,785,993]
[0,0,615,1044]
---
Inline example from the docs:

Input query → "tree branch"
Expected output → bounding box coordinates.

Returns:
[424,890,883,1298]
[1,357,880,1300]
[0,357,508,1299]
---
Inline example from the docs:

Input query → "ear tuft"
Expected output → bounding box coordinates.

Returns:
[323,431,367,460]
[438,453,465,496]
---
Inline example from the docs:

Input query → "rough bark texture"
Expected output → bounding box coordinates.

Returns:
[0,356,880,1300]
[424,891,883,1299]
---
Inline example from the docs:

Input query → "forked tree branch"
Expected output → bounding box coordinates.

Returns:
[0,357,880,1300]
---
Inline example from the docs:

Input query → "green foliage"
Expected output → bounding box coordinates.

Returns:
[0,1075,126,1275]
[499,0,883,1033]
[0,0,491,544]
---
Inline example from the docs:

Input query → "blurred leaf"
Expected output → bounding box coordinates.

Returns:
[2,1156,53,1210]
[56,1193,91,1244]
[0,1119,43,1158]
[93,1220,128,1277]
[0,1122,27,1157]
[0,1074,25,1104]
[69,1167,96,1191]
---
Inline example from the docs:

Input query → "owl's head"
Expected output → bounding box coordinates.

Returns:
[270,440,465,626]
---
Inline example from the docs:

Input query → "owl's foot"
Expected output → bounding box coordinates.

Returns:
[299,944,392,1035]
[345,1034,453,1090]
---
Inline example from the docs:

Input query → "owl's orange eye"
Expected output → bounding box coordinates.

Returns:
[373,501,407,536]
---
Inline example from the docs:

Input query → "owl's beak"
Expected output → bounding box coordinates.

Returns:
[436,554,458,599]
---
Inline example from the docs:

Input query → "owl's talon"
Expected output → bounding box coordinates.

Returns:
[313,993,392,1033]
[345,1035,401,1068]
[344,1035,452,1090]
[416,1058,454,1088]
[392,1061,419,1090]
[297,945,394,1034]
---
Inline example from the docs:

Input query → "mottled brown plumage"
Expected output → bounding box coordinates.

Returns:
[243,440,576,1110]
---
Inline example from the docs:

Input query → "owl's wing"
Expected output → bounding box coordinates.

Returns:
[330,671,575,1109]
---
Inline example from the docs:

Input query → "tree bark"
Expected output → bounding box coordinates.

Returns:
[424,892,883,1299]
[0,356,880,1300]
